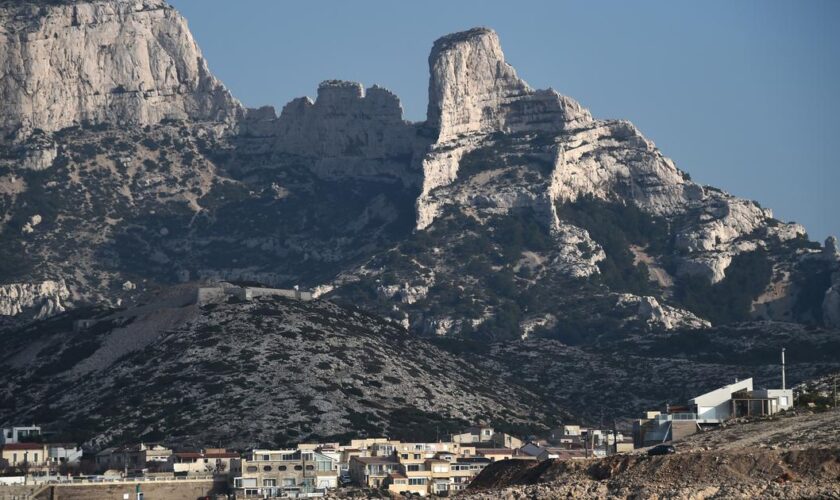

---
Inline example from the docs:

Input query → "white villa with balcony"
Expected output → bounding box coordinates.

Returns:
[633,377,793,447]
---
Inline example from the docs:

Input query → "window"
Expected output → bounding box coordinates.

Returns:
[293,465,302,471]
[433,465,448,473]
[237,478,257,488]
[278,465,287,471]
[34,453,38,463]
[413,454,421,460]
[780,396,789,406]
[305,465,314,471]
[401,454,408,459]
[407,464,421,472]
[263,479,277,487]
[246,466,258,473]
[263,465,272,472]
[302,453,313,461]
[204,458,209,463]
[262,454,270,461]
[408,478,427,485]
[283,478,295,487]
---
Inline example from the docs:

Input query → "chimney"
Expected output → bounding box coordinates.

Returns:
[781,347,786,390]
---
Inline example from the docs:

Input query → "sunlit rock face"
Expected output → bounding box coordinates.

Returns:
[426,27,592,142]
[0,0,242,139]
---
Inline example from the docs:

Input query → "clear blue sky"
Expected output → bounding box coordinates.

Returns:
[171,0,839,242]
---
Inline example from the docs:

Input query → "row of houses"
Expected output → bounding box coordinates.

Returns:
[1,427,83,473]
[0,423,629,497]
[214,425,632,497]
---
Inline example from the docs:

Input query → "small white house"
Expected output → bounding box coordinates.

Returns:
[689,378,793,421]
[1,426,41,445]
[48,444,83,465]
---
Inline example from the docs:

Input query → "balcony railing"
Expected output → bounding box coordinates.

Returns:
[655,412,697,422]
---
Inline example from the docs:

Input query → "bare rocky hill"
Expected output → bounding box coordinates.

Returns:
[1,283,837,448]
[0,287,558,448]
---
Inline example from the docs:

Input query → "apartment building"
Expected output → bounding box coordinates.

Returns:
[386,453,492,496]
[168,448,239,475]
[348,455,400,488]
[233,448,338,497]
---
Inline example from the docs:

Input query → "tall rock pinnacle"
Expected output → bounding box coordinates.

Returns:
[426,27,591,142]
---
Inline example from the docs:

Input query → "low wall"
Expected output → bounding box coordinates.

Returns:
[41,479,228,500]
[0,485,39,500]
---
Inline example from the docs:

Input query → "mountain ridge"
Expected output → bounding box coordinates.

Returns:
[1,0,839,444]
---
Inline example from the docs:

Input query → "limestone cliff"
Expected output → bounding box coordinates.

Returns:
[426,27,591,142]
[0,0,241,139]
[238,80,421,182]
[417,27,591,230]
[415,27,806,286]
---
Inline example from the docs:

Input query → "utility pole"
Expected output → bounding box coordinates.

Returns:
[613,419,618,456]
[781,348,786,390]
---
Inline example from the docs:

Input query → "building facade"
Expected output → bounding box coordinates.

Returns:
[233,448,338,497]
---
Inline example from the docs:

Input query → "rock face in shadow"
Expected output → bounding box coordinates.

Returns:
[238,80,422,183]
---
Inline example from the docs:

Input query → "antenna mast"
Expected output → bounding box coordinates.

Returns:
[781,347,786,390]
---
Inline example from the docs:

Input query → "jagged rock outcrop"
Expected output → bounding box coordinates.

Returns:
[417,27,591,230]
[0,0,241,140]
[426,27,592,142]
[0,280,70,319]
[616,294,711,331]
[238,80,421,182]
[414,27,806,286]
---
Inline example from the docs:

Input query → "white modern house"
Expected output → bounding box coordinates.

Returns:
[690,378,793,421]
[690,378,755,422]
[634,376,794,447]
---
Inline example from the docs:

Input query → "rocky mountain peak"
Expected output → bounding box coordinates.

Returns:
[426,27,591,142]
[0,0,242,140]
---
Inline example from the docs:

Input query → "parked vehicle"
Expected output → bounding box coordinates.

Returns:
[647,444,676,456]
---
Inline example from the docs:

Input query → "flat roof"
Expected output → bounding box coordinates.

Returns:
[352,456,398,465]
